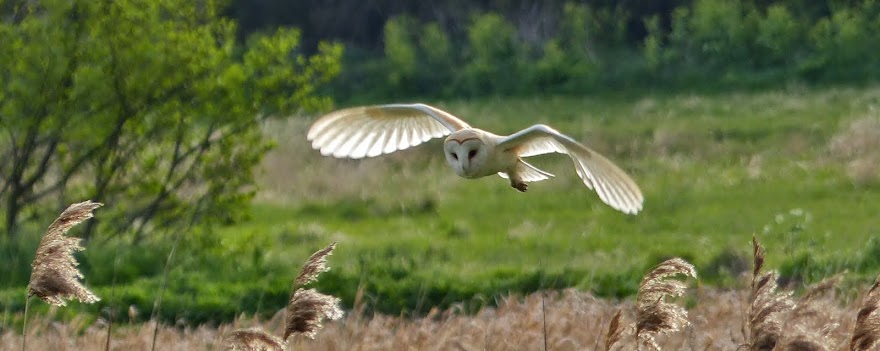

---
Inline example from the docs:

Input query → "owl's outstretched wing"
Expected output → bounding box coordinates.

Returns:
[497,124,644,215]
[307,103,471,159]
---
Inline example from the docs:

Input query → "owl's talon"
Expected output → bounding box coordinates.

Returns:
[513,182,528,192]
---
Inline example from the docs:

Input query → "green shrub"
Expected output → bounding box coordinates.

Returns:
[533,40,571,88]
[642,15,665,74]
[460,13,523,96]
[802,3,880,80]
[754,5,801,67]
[674,0,754,69]
[383,16,419,91]
[558,2,593,54]
[418,22,455,95]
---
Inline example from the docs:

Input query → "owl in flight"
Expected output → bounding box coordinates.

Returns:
[307,103,643,214]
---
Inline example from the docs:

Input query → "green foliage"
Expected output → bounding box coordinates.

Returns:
[226,0,880,99]
[643,0,880,86]
[665,0,754,70]
[418,22,455,94]
[380,17,456,97]
[803,2,880,79]
[0,0,341,245]
[531,2,600,91]
[383,16,419,91]
[460,13,522,96]
[754,5,801,67]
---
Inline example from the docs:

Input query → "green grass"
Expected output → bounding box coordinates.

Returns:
[3,85,880,324]
[221,85,880,314]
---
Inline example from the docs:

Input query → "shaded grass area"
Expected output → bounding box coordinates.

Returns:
[3,85,880,324]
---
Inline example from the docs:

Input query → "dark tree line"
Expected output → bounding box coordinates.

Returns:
[226,0,686,51]
[226,0,847,52]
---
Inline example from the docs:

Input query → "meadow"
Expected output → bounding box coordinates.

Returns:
[3,84,880,349]
[246,83,880,310]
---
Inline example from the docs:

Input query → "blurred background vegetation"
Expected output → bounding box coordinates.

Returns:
[225,0,880,99]
[1,0,880,326]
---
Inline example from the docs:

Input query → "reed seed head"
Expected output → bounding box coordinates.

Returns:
[605,309,626,351]
[636,257,696,350]
[27,200,103,306]
[223,328,286,351]
[851,275,880,351]
[748,237,794,351]
[285,288,343,340]
[293,242,336,288]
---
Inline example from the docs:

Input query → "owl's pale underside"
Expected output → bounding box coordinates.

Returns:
[306,103,644,215]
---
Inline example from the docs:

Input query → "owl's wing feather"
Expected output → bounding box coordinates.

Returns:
[497,124,644,215]
[307,103,471,159]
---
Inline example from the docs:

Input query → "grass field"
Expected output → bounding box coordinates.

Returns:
[3,85,880,328]
[243,84,880,310]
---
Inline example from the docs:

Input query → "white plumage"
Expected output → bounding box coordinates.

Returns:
[307,103,644,215]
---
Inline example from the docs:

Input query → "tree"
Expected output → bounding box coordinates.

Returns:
[0,0,342,240]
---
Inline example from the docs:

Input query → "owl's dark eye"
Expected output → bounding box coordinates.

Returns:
[451,153,458,160]
[468,150,477,159]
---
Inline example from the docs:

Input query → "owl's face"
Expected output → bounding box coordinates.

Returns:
[444,138,487,178]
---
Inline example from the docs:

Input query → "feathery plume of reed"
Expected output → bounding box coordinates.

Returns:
[790,275,842,323]
[293,242,336,288]
[748,237,794,351]
[285,288,343,339]
[23,200,103,351]
[636,257,697,350]
[284,242,343,340]
[605,309,626,351]
[851,274,880,351]
[27,200,103,306]
[775,275,842,351]
[223,328,286,351]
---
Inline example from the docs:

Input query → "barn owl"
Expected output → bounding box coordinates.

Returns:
[307,103,644,214]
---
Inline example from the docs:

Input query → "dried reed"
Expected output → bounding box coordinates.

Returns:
[851,274,880,350]
[604,309,625,351]
[285,242,342,340]
[285,288,344,339]
[23,200,103,351]
[293,242,336,288]
[224,242,342,348]
[747,237,794,351]
[223,328,286,351]
[775,275,842,351]
[27,200,103,306]
[635,257,697,350]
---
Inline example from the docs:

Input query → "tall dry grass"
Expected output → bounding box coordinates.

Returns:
[1,286,864,351]
[634,258,696,350]
[8,238,880,350]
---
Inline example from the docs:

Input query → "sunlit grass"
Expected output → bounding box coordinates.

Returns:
[4,85,878,323]
[233,85,880,312]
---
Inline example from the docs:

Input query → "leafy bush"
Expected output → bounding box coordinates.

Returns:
[418,22,455,95]
[460,13,523,96]
[754,5,801,67]
[531,2,600,91]
[803,3,880,79]
[383,16,419,92]
[667,0,754,70]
